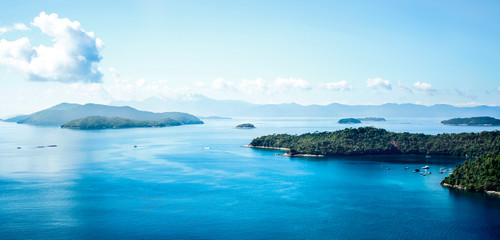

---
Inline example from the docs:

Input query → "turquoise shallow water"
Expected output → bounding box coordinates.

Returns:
[0,118,499,239]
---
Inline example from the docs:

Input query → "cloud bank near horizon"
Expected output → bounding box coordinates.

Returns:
[0,12,103,83]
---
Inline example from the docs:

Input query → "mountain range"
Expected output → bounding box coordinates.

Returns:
[111,95,500,118]
[4,103,203,126]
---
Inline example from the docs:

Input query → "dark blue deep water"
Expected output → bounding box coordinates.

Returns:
[0,118,499,239]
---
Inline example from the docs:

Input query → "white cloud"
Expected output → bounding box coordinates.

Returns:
[0,23,30,34]
[319,80,351,91]
[0,12,103,83]
[366,78,391,90]
[413,81,434,91]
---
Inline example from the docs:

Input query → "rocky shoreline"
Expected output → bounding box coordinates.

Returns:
[441,183,500,196]
[242,145,324,157]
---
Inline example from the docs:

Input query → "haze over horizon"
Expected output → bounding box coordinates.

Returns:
[1,1,499,116]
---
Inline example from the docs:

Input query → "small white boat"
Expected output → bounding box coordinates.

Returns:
[422,166,430,169]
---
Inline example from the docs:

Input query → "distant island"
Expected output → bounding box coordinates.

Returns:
[338,117,386,124]
[338,118,361,124]
[441,116,500,126]
[61,116,181,130]
[236,123,255,129]
[248,127,499,157]
[4,103,203,126]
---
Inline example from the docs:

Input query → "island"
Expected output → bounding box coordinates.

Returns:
[441,116,500,126]
[248,127,499,157]
[61,116,181,130]
[441,151,499,195]
[236,123,255,129]
[4,103,203,126]
[338,118,361,124]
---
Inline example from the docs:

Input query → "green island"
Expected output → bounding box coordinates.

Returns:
[249,127,500,194]
[338,118,361,124]
[236,123,256,129]
[61,116,181,129]
[441,151,499,193]
[441,116,500,126]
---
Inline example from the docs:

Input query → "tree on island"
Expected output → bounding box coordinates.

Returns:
[236,123,255,128]
[338,118,361,124]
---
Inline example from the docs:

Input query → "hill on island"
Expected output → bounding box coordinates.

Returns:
[4,103,203,126]
[61,116,182,130]
[338,118,362,124]
[441,117,500,126]
[236,123,255,129]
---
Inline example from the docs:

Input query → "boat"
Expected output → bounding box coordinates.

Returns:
[413,169,420,173]
[422,173,427,176]
[425,155,431,158]
[428,172,431,175]
[422,166,430,169]
[387,168,390,170]
[404,167,409,170]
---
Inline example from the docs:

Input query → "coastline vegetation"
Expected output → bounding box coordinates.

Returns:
[249,127,499,157]
[236,123,255,128]
[442,151,499,192]
[441,116,500,126]
[338,118,361,124]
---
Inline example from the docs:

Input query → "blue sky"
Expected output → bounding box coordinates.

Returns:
[0,0,499,116]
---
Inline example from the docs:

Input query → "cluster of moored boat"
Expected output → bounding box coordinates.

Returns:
[382,164,451,176]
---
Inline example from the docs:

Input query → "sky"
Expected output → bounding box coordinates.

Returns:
[0,0,499,117]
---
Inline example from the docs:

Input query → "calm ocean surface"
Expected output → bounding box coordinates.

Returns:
[0,118,499,239]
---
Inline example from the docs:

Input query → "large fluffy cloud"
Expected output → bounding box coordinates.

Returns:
[0,12,103,82]
[366,78,392,90]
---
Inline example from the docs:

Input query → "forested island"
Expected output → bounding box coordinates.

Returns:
[441,117,500,126]
[249,127,499,157]
[338,118,361,124]
[61,116,181,129]
[441,151,499,194]
[338,118,386,124]
[236,123,255,129]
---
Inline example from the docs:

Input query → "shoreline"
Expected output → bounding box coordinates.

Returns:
[441,183,500,196]
[242,145,325,157]
[242,145,290,151]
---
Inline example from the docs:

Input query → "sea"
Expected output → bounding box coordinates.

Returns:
[0,118,499,239]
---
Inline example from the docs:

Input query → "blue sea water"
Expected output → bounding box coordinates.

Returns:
[0,118,499,239]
